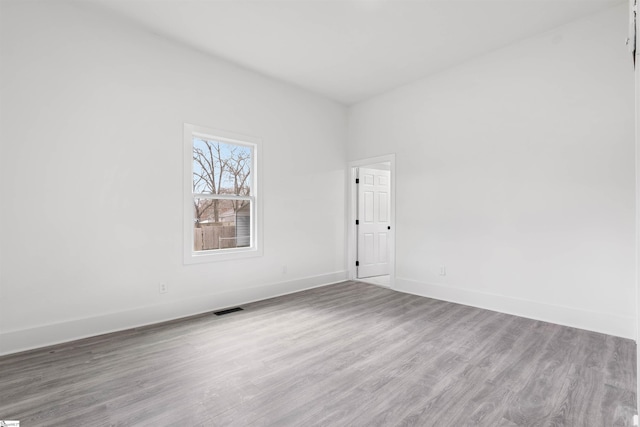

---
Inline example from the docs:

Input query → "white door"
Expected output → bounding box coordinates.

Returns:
[357,167,391,278]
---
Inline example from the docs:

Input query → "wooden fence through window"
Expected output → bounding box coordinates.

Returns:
[194,225,238,251]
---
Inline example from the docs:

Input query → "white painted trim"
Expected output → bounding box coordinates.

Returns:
[183,123,264,264]
[396,277,635,339]
[347,154,396,287]
[0,271,348,356]
[634,0,640,412]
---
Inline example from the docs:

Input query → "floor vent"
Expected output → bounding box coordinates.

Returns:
[214,307,244,316]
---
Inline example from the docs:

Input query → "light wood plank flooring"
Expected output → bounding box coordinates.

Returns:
[0,281,636,426]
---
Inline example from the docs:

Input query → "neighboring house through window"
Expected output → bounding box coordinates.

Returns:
[183,124,261,263]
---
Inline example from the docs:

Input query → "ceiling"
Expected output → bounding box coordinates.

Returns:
[86,0,624,105]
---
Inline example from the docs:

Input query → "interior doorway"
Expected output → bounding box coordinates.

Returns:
[348,155,395,288]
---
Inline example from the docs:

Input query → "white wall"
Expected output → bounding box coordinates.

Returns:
[0,1,347,354]
[349,4,636,338]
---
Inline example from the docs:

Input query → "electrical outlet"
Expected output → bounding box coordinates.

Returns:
[159,282,168,294]
[633,414,638,426]
[439,266,446,276]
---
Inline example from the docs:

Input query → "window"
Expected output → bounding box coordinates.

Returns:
[184,124,261,263]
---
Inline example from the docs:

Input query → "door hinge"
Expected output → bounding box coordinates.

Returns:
[355,178,359,184]
[356,261,359,267]
[356,219,359,225]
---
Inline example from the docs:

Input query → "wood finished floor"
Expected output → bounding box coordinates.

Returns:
[0,281,636,426]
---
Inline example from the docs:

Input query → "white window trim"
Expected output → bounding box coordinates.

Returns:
[183,123,263,264]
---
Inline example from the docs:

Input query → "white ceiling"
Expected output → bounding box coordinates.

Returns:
[86,0,624,105]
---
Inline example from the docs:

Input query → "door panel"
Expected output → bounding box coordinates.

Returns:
[357,167,391,278]
[364,191,374,222]
[379,192,389,222]
[378,232,388,262]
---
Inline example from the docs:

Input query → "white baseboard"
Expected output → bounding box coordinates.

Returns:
[394,277,635,340]
[0,271,348,356]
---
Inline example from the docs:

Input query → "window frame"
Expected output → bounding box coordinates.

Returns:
[183,123,262,264]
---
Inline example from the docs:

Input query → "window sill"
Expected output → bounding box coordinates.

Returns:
[183,246,263,264]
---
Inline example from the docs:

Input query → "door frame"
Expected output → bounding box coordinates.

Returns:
[347,154,396,287]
